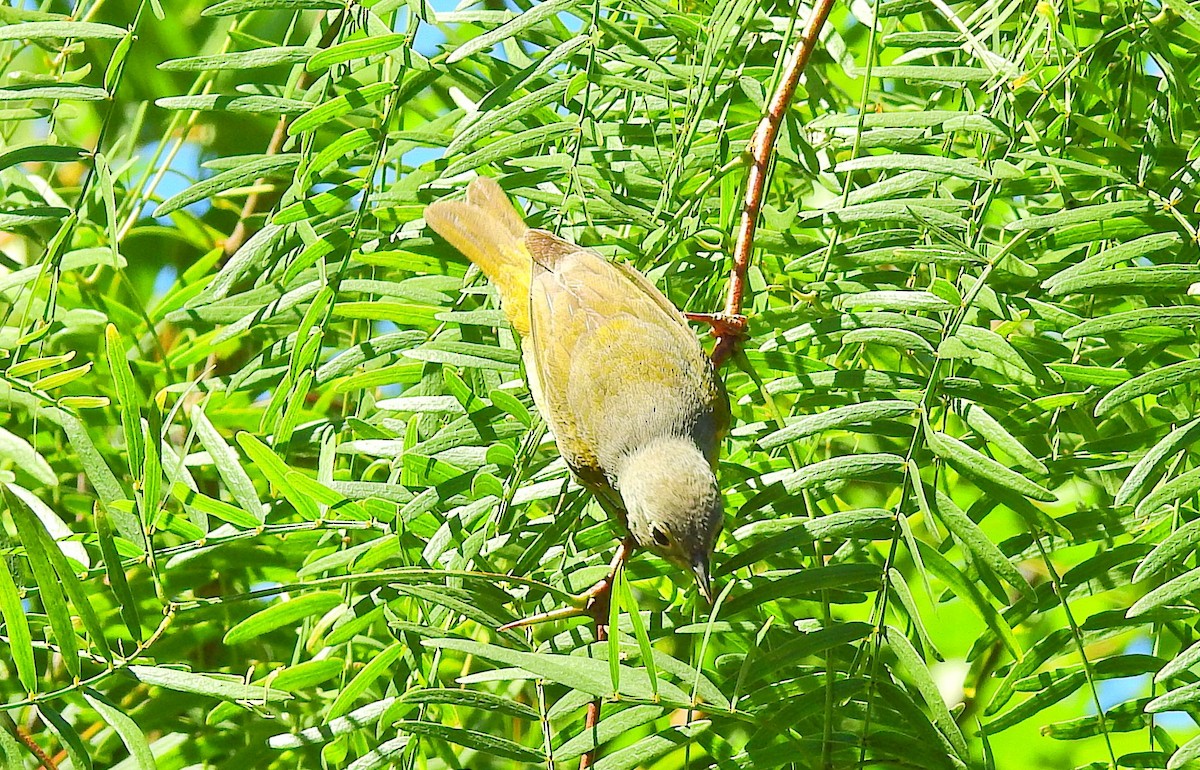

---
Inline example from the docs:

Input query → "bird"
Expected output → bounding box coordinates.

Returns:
[424,176,729,620]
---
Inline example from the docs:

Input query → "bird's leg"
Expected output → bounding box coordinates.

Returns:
[684,311,748,340]
[498,538,634,632]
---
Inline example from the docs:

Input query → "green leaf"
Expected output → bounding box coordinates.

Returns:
[1005,201,1153,230]
[447,78,574,155]
[306,33,408,72]
[554,705,662,761]
[928,488,1032,593]
[962,403,1047,475]
[1095,360,1200,417]
[83,690,157,770]
[129,666,293,703]
[837,153,993,182]
[269,698,398,749]
[7,486,111,668]
[398,720,543,762]
[201,0,339,16]
[154,155,301,216]
[288,82,393,136]
[0,425,56,486]
[590,721,709,770]
[224,591,344,645]
[190,406,265,523]
[155,94,310,115]
[925,419,1055,501]
[0,555,35,693]
[96,502,142,642]
[1127,567,1200,618]
[1065,306,1200,339]
[834,290,956,313]
[444,121,578,176]
[759,400,917,449]
[235,433,320,519]
[424,638,695,707]
[916,539,1020,657]
[159,46,316,71]
[446,0,583,63]
[327,641,405,718]
[886,626,968,758]
[171,483,261,528]
[0,21,127,39]
[0,144,88,174]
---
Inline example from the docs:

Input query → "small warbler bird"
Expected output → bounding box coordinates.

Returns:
[424,177,729,604]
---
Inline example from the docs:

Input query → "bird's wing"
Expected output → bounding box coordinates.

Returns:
[424,177,532,336]
[526,236,723,476]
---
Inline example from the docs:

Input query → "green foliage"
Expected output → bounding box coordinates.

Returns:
[0,0,1198,767]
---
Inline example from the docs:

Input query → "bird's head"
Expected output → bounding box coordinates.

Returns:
[617,437,724,602]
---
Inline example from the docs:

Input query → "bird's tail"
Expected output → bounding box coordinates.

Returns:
[424,177,532,337]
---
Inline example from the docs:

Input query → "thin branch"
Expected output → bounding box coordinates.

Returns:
[578,614,608,770]
[704,0,835,366]
[579,539,631,769]
[2,714,57,770]
[221,11,346,258]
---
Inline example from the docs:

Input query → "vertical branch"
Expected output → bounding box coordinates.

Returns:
[221,11,346,258]
[578,615,608,770]
[702,0,835,366]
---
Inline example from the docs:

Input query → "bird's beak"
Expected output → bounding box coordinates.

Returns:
[691,558,714,604]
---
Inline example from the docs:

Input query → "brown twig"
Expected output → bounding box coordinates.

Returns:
[706,0,835,366]
[578,538,631,770]
[221,11,347,258]
[2,714,58,770]
[578,616,608,770]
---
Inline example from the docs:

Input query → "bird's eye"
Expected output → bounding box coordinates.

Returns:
[652,527,670,547]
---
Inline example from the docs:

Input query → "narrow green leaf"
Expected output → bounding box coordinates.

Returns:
[160,46,316,71]
[929,489,1032,593]
[0,556,35,693]
[96,502,142,642]
[224,591,343,645]
[129,665,292,703]
[1127,567,1200,617]
[759,400,917,449]
[887,626,968,758]
[153,155,301,216]
[447,78,574,154]
[925,420,1055,501]
[306,33,408,72]
[962,403,1047,474]
[155,94,309,115]
[172,482,260,528]
[589,721,709,770]
[235,433,320,519]
[0,21,127,39]
[447,0,582,63]
[327,641,404,718]
[190,406,264,523]
[398,720,543,762]
[82,690,157,770]
[1095,360,1200,417]
[106,324,145,480]
[1005,201,1153,231]
[202,0,339,15]
[554,705,662,761]
[288,82,393,136]
[269,698,397,749]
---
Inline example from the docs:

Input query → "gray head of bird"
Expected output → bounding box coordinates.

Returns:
[616,437,724,603]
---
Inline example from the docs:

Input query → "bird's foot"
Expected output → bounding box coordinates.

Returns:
[498,538,633,632]
[684,311,748,340]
